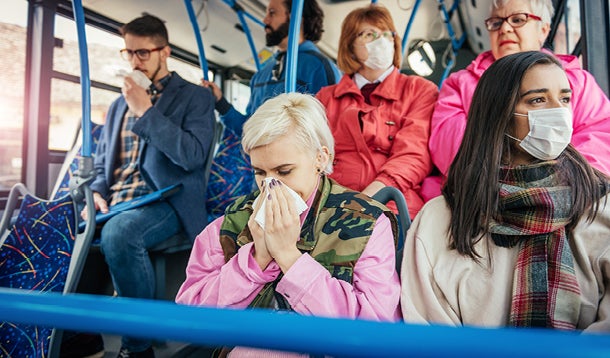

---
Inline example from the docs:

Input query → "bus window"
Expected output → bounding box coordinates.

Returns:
[0,1,27,191]
[51,14,125,153]
[226,78,251,114]
[49,79,117,151]
[54,14,126,88]
[167,56,214,85]
[552,0,581,57]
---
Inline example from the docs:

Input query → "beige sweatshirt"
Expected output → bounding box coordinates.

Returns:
[400,195,610,332]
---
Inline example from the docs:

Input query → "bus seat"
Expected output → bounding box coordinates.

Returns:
[371,186,411,272]
[206,126,255,223]
[0,183,95,358]
[51,122,103,200]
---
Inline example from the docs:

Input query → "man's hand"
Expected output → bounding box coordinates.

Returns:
[201,79,222,102]
[123,76,153,117]
[81,192,108,220]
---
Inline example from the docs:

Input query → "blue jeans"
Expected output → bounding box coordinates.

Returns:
[100,200,181,352]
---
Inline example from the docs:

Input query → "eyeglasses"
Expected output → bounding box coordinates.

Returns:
[484,13,542,32]
[119,46,165,61]
[355,30,395,44]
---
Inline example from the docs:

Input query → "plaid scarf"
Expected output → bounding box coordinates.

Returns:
[489,161,581,329]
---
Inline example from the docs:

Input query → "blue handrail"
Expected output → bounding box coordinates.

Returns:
[0,289,608,357]
[221,0,265,71]
[401,0,424,59]
[284,0,304,93]
[438,0,466,87]
[184,0,209,80]
[237,10,261,70]
[71,0,91,157]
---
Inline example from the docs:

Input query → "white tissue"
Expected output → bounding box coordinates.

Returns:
[129,70,152,89]
[253,177,308,229]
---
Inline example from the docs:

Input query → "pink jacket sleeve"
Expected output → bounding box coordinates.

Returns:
[566,67,610,175]
[175,217,281,308]
[175,215,401,322]
[428,70,475,176]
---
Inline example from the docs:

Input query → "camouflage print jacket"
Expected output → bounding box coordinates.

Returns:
[219,176,398,309]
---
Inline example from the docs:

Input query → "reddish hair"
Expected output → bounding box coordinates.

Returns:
[336,4,402,75]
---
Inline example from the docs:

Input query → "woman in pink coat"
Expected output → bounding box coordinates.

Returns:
[424,0,610,201]
[317,4,438,219]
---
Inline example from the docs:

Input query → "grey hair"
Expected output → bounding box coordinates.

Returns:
[242,93,335,174]
[491,0,554,25]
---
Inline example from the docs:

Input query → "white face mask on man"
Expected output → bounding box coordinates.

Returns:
[506,107,573,160]
[364,37,394,71]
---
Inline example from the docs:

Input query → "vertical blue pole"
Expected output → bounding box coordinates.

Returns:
[184,0,209,81]
[237,11,261,70]
[285,0,304,93]
[71,0,91,157]
[401,0,423,59]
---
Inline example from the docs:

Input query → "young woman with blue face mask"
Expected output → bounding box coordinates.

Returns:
[400,51,610,331]
[317,4,438,219]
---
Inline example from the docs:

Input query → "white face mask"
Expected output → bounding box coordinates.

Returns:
[506,107,573,160]
[364,37,394,71]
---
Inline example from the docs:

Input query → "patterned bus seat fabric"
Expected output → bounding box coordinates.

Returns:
[0,192,77,357]
[206,128,255,223]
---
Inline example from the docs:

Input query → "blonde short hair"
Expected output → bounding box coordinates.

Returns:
[242,93,335,174]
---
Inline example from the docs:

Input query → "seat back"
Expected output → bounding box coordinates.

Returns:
[371,186,411,272]
[0,183,96,357]
[205,125,255,223]
[51,122,103,200]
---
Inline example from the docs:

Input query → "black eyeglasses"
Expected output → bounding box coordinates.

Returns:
[119,46,165,61]
[484,13,542,32]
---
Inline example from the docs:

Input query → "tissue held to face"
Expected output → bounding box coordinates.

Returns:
[250,133,323,203]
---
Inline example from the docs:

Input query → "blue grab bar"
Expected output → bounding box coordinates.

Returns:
[237,10,261,70]
[221,0,265,71]
[284,0,304,93]
[0,288,608,357]
[401,0,424,59]
[71,0,91,157]
[184,0,209,80]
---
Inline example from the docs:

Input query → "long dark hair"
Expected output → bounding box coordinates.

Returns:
[285,0,324,42]
[442,51,608,259]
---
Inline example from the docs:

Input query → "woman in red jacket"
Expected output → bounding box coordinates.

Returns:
[317,4,438,218]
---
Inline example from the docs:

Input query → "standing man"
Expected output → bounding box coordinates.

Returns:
[203,0,341,223]
[85,14,215,357]
[203,0,341,135]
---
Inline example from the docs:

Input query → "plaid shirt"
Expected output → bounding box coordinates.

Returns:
[109,74,172,205]
[108,109,153,206]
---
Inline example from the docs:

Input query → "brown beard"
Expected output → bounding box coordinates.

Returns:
[265,21,290,47]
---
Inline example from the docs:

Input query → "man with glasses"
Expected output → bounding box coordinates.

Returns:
[422,0,610,202]
[80,14,216,358]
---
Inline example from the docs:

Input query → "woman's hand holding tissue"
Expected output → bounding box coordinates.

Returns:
[263,180,302,272]
[249,178,303,272]
[248,185,273,270]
